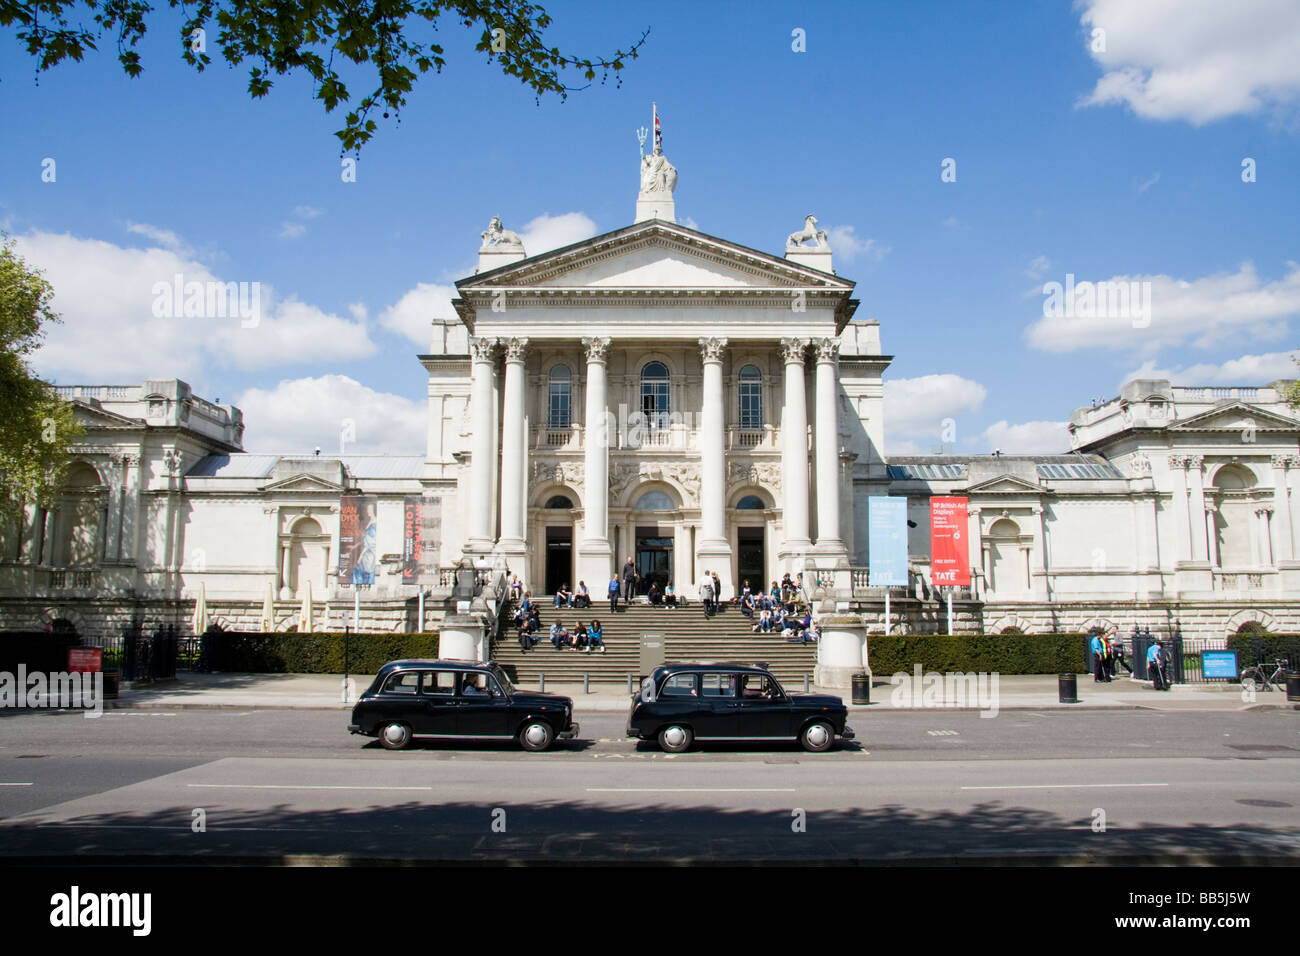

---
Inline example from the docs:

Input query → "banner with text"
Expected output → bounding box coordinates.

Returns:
[868,496,909,586]
[929,496,970,586]
[339,495,378,586]
[402,496,443,584]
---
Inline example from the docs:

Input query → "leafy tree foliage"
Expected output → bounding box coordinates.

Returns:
[1,0,648,152]
[0,236,84,532]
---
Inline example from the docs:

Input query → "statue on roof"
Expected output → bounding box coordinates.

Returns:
[637,102,677,195]
[480,216,524,249]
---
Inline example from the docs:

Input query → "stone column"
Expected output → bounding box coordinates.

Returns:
[1186,455,1207,561]
[779,338,812,563]
[466,337,498,553]
[1271,455,1294,561]
[967,507,982,597]
[696,337,732,595]
[1204,499,1220,567]
[576,337,613,587]
[1167,455,1191,561]
[1257,507,1274,566]
[498,337,528,551]
[813,338,844,553]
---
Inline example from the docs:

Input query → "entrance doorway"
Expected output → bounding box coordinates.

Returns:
[544,526,572,595]
[635,525,673,594]
[737,527,765,593]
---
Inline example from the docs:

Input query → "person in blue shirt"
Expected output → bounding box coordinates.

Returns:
[1090,629,1111,683]
[1147,638,1167,690]
[586,620,605,653]
[607,574,621,612]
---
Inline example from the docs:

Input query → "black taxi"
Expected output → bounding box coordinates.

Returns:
[349,659,578,751]
[627,662,854,752]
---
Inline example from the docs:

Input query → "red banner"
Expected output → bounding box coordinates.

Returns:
[67,648,102,673]
[930,496,970,586]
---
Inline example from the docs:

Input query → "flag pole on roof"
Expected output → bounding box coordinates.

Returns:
[653,101,662,153]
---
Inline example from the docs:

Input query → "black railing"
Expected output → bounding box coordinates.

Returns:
[80,627,179,682]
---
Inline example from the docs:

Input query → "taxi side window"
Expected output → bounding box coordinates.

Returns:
[661,674,698,696]
[742,675,777,698]
[702,673,737,697]
[383,672,420,695]
[422,671,457,696]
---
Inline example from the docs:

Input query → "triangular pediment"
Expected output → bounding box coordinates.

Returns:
[460,220,854,293]
[964,474,1045,494]
[70,402,142,428]
[1170,402,1300,432]
[260,474,345,493]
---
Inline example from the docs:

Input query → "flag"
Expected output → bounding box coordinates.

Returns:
[654,108,662,150]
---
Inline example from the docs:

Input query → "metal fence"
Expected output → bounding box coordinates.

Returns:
[79,627,181,682]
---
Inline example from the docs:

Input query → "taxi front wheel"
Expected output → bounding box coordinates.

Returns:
[800,721,834,753]
[518,720,555,752]
[658,725,693,753]
[378,722,412,750]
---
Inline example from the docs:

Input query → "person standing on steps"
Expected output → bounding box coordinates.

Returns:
[608,573,621,612]
[622,556,637,602]
[700,570,715,618]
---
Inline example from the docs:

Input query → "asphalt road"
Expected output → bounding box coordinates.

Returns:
[0,709,1297,863]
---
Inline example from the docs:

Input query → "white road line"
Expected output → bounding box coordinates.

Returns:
[187,784,434,791]
[961,783,1169,791]
[586,787,797,793]
[0,783,34,787]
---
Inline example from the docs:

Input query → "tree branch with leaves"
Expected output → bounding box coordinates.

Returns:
[1,0,649,153]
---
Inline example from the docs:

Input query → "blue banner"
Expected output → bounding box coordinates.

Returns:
[1201,650,1238,680]
[868,496,909,586]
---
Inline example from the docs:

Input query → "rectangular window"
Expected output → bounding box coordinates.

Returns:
[548,382,570,428]
[739,385,762,429]
[384,672,421,695]
[702,673,737,697]
[422,671,457,696]
[661,674,698,696]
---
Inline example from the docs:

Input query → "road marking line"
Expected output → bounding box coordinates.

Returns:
[586,787,797,793]
[0,783,34,787]
[187,784,434,791]
[961,783,1168,791]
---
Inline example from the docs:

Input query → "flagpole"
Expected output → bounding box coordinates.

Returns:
[652,101,657,152]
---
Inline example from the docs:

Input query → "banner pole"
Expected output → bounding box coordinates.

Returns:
[947,588,954,636]
[884,589,891,636]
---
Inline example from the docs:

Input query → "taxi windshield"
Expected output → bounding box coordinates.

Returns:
[489,663,515,693]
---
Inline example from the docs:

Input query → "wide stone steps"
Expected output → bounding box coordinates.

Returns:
[490,601,818,685]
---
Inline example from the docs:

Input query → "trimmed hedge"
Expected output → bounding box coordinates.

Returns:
[204,631,439,674]
[1226,634,1300,669]
[866,633,1087,675]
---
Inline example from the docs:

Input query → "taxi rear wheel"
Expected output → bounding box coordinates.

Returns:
[658,724,693,753]
[518,720,555,752]
[378,722,412,750]
[799,720,834,753]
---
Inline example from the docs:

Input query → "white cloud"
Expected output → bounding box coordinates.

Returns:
[1136,171,1161,193]
[1024,262,1300,354]
[884,374,988,453]
[126,222,191,255]
[980,420,1070,455]
[236,375,425,455]
[1124,350,1299,387]
[1078,0,1300,124]
[278,222,307,240]
[16,228,376,383]
[293,205,324,220]
[941,216,969,231]
[517,212,599,256]
[680,216,700,231]
[824,224,888,264]
[379,282,458,348]
[1026,255,1052,279]
[348,302,368,321]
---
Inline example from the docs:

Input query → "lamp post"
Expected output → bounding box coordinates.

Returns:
[341,610,351,703]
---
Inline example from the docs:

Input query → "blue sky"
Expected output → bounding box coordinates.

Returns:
[3,0,1299,456]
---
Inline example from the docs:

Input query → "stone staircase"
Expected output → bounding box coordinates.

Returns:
[490,599,819,686]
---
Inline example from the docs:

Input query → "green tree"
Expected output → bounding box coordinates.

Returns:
[2,0,648,153]
[1285,352,1300,409]
[0,236,84,536]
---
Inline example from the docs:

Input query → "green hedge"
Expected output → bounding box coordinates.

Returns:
[1226,634,1300,669]
[866,633,1087,675]
[207,632,438,674]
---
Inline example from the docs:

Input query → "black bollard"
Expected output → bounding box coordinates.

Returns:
[539,673,545,693]
[1287,672,1300,702]
[1058,673,1079,703]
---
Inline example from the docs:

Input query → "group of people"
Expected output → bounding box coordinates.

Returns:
[542,619,606,653]
[551,581,591,609]
[1089,625,1169,689]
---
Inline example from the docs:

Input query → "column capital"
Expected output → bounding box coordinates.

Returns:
[1272,453,1300,469]
[813,337,839,364]
[1204,499,1219,514]
[697,336,728,364]
[780,337,808,365]
[582,336,611,364]
[1186,454,1205,470]
[469,337,498,362]
[501,336,528,363]
[1168,454,1188,469]
[1256,506,1275,517]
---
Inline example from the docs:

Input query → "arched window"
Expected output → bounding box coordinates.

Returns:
[548,365,571,428]
[56,463,103,566]
[288,516,326,597]
[641,362,670,428]
[545,495,574,509]
[739,365,762,429]
[634,491,675,511]
[736,495,766,510]
[1213,464,1257,567]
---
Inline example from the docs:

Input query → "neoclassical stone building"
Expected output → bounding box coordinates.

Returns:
[2,145,1298,640]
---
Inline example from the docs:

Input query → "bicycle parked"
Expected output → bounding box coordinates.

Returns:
[1240,658,1289,693]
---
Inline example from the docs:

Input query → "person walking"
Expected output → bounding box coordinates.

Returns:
[608,573,621,612]
[1147,638,1168,690]
[712,571,722,611]
[699,571,715,618]
[1090,628,1111,683]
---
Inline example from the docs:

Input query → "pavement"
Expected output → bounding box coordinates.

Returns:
[106,670,1300,713]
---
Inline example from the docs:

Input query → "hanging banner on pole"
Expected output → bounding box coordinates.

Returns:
[868,496,909,586]
[339,494,378,586]
[930,496,970,587]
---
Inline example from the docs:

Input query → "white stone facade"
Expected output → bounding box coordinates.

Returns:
[2,164,1298,643]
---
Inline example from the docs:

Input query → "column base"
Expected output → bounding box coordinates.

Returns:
[575,539,613,596]
[695,539,734,602]
[439,613,487,662]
